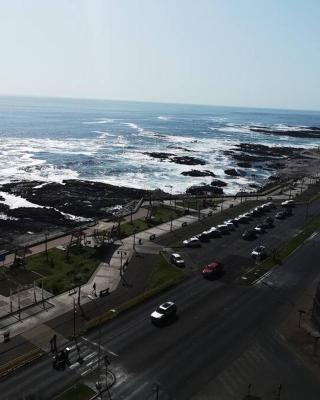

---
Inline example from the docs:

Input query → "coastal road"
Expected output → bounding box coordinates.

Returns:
[159,199,320,281]
[1,230,320,399]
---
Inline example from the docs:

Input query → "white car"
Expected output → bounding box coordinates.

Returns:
[217,224,229,233]
[251,245,267,259]
[183,237,201,247]
[224,221,235,230]
[281,200,295,207]
[206,227,222,238]
[150,301,177,325]
[171,253,185,267]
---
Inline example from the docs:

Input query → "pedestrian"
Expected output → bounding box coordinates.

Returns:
[93,282,97,297]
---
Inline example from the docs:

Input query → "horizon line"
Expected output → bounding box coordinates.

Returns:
[0,92,320,114]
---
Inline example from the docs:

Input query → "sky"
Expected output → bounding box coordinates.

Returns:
[0,0,320,110]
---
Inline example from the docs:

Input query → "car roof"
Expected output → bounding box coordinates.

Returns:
[207,261,221,267]
[159,301,175,310]
[172,253,181,258]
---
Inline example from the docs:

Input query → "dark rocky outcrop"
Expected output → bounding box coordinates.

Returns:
[210,179,227,187]
[237,162,252,168]
[144,152,206,165]
[0,180,150,219]
[186,185,223,195]
[248,125,320,138]
[225,169,241,177]
[181,170,215,177]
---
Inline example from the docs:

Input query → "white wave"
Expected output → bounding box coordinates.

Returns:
[0,192,43,209]
[82,119,114,124]
[271,123,310,132]
[0,212,18,221]
[56,209,92,222]
[121,122,159,139]
[92,130,115,138]
[157,116,171,121]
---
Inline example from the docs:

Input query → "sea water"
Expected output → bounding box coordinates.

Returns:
[0,95,320,195]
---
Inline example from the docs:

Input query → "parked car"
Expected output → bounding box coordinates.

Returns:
[251,245,267,259]
[224,221,235,231]
[196,232,210,242]
[227,218,239,226]
[171,253,185,267]
[265,201,276,209]
[254,224,265,234]
[242,229,256,240]
[206,227,222,238]
[275,211,286,219]
[281,199,295,208]
[217,224,229,234]
[238,215,250,223]
[150,301,177,325]
[183,237,201,247]
[202,261,224,279]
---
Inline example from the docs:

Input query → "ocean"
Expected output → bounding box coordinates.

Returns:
[0,95,320,195]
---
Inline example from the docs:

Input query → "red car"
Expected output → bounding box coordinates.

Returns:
[202,261,224,278]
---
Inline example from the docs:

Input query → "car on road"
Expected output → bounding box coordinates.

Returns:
[226,218,239,226]
[196,232,210,242]
[254,224,265,234]
[183,237,201,247]
[224,221,235,231]
[202,261,224,279]
[238,215,250,223]
[265,201,276,209]
[281,199,295,208]
[251,245,267,259]
[242,229,256,240]
[206,227,222,238]
[150,301,177,325]
[171,253,185,267]
[275,211,286,219]
[217,224,229,234]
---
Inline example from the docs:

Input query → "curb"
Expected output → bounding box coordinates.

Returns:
[0,348,44,378]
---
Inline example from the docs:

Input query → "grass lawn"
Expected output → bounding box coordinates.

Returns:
[147,254,185,291]
[120,206,184,237]
[25,246,102,295]
[176,198,221,210]
[55,384,95,400]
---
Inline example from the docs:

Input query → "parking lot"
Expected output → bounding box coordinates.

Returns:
[158,199,320,283]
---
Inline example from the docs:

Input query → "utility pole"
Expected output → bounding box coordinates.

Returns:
[73,298,76,339]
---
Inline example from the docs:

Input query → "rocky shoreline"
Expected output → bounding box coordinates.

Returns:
[1,143,319,251]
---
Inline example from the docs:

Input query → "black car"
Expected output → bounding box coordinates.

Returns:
[196,232,210,242]
[275,211,286,219]
[151,302,177,325]
[242,229,256,240]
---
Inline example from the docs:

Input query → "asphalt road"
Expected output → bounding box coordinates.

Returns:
[160,200,320,281]
[1,229,320,399]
